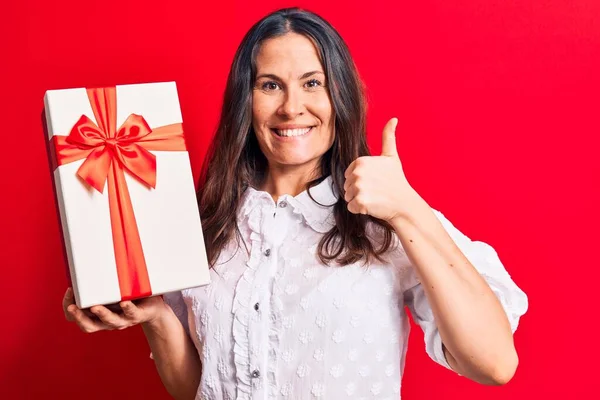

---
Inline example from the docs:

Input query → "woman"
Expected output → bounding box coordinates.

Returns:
[62,7,528,399]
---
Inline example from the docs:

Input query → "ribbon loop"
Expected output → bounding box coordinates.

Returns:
[117,114,153,143]
[66,115,107,149]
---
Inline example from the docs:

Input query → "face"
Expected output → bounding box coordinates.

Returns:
[252,32,335,174]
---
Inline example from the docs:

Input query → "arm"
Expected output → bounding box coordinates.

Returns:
[142,306,202,400]
[392,190,519,385]
[344,117,527,385]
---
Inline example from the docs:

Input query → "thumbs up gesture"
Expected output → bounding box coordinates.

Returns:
[343,118,416,223]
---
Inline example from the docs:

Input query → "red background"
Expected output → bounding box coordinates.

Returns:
[1,0,598,398]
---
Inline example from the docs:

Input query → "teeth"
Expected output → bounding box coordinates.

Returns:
[276,127,311,137]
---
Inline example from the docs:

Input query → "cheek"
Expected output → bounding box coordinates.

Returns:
[252,111,271,147]
[252,105,265,126]
[313,96,334,128]
[252,95,272,126]
[315,104,335,144]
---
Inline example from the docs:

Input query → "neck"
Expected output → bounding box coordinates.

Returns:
[259,163,321,202]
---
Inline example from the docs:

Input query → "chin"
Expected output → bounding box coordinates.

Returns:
[273,155,322,168]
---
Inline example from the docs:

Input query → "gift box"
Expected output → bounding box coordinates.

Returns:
[44,81,211,309]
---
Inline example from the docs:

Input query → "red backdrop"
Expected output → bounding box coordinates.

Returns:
[1,0,598,398]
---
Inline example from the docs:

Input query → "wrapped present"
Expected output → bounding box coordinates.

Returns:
[44,81,211,309]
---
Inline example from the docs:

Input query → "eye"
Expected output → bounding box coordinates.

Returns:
[305,79,323,88]
[261,81,280,91]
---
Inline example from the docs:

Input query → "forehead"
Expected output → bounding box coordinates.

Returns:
[255,32,324,75]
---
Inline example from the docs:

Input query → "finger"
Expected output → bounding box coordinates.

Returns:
[344,162,356,180]
[347,199,358,214]
[90,306,128,329]
[347,198,368,215]
[381,118,399,157]
[344,157,366,180]
[119,301,141,322]
[343,175,354,194]
[70,307,111,333]
[344,181,359,203]
[62,288,76,321]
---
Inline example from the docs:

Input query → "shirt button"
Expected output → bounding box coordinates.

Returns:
[264,249,271,257]
[278,201,287,208]
[251,369,260,378]
[254,302,260,311]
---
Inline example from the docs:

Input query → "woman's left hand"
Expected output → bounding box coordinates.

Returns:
[343,118,418,223]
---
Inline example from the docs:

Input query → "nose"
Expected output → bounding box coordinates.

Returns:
[277,87,305,118]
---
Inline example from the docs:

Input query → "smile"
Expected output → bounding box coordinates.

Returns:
[271,126,314,137]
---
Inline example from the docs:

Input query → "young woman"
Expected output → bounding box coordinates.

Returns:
[63,7,528,399]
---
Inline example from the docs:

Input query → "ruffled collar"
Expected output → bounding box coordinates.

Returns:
[237,175,339,233]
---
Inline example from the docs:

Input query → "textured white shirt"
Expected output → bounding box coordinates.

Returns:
[161,176,528,399]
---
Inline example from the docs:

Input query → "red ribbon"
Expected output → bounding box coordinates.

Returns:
[51,87,187,300]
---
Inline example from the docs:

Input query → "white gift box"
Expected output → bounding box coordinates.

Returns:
[44,81,211,309]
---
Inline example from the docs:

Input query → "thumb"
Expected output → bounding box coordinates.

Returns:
[381,117,399,157]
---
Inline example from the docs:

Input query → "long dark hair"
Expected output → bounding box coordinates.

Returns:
[198,7,394,267]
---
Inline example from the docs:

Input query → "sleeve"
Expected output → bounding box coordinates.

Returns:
[402,209,529,370]
[149,290,190,360]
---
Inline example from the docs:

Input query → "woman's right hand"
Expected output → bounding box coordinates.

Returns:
[62,287,169,333]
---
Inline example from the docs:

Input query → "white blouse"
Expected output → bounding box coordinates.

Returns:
[161,176,528,399]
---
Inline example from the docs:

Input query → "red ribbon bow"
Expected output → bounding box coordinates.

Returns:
[51,87,187,301]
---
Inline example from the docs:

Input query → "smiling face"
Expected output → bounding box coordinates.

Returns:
[252,32,335,176]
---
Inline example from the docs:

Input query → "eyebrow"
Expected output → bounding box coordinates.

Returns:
[255,70,325,81]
